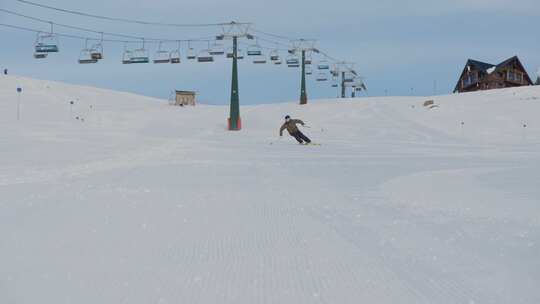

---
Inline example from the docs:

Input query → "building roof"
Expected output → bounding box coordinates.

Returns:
[466,59,495,72]
[175,90,196,95]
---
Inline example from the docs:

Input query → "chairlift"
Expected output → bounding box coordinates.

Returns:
[186,41,196,60]
[318,60,330,70]
[130,40,150,64]
[209,42,225,56]
[226,47,244,60]
[122,48,133,64]
[170,41,181,64]
[153,42,171,64]
[306,67,313,75]
[316,72,328,82]
[286,55,300,67]
[247,40,263,56]
[197,41,214,62]
[226,47,234,58]
[34,32,59,53]
[34,23,59,54]
[79,49,98,64]
[269,49,280,61]
[90,43,103,60]
[90,33,104,60]
[253,55,267,64]
[33,52,48,59]
[305,53,312,65]
[78,39,98,64]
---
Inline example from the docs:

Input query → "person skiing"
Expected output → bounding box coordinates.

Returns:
[279,115,312,144]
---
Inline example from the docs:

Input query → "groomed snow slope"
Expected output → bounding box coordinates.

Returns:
[1,75,539,304]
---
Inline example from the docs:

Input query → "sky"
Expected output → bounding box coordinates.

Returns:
[1,0,539,104]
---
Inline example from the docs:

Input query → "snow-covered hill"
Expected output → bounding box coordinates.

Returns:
[1,75,539,304]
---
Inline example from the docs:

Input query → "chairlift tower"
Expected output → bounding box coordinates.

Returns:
[289,39,318,105]
[332,61,356,98]
[216,21,253,131]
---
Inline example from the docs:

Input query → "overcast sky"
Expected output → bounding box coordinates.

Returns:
[1,0,539,104]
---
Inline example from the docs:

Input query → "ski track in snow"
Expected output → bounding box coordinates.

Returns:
[1,75,539,303]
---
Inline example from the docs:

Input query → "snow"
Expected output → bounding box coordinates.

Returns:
[1,75,539,303]
[486,66,496,74]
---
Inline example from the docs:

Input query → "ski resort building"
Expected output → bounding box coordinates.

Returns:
[174,90,196,106]
[454,56,533,93]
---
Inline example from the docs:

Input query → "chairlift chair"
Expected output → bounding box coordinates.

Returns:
[226,47,234,58]
[186,42,197,60]
[187,48,197,60]
[78,39,98,64]
[79,49,98,64]
[152,42,171,63]
[274,59,282,65]
[316,72,328,82]
[33,52,48,59]
[197,49,214,62]
[226,47,244,60]
[154,51,171,63]
[209,42,225,56]
[90,43,103,60]
[318,60,330,70]
[122,49,133,64]
[306,67,313,75]
[247,40,263,56]
[286,55,300,68]
[130,49,150,64]
[170,50,181,63]
[253,55,267,64]
[269,49,280,61]
[34,31,59,53]
[129,40,150,64]
[170,41,181,63]
[90,35,104,60]
[305,53,312,65]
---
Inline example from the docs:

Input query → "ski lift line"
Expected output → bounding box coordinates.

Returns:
[0,22,212,45]
[14,0,247,28]
[0,8,140,40]
[0,9,215,42]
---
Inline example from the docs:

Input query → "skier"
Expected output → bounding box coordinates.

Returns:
[279,115,312,144]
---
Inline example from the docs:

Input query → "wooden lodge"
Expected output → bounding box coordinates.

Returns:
[454,56,533,93]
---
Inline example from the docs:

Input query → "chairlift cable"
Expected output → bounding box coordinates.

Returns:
[0,9,215,42]
[14,0,236,28]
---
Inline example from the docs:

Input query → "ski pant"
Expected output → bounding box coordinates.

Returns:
[290,130,311,144]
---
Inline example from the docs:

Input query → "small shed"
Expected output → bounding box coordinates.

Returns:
[174,90,196,106]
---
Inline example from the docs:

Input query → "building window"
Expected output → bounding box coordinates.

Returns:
[508,70,516,82]
[463,73,477,87]
[516,73,522,83]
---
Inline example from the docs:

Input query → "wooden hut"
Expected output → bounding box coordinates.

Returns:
[454,56,533,93]
[174,90,196,106]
